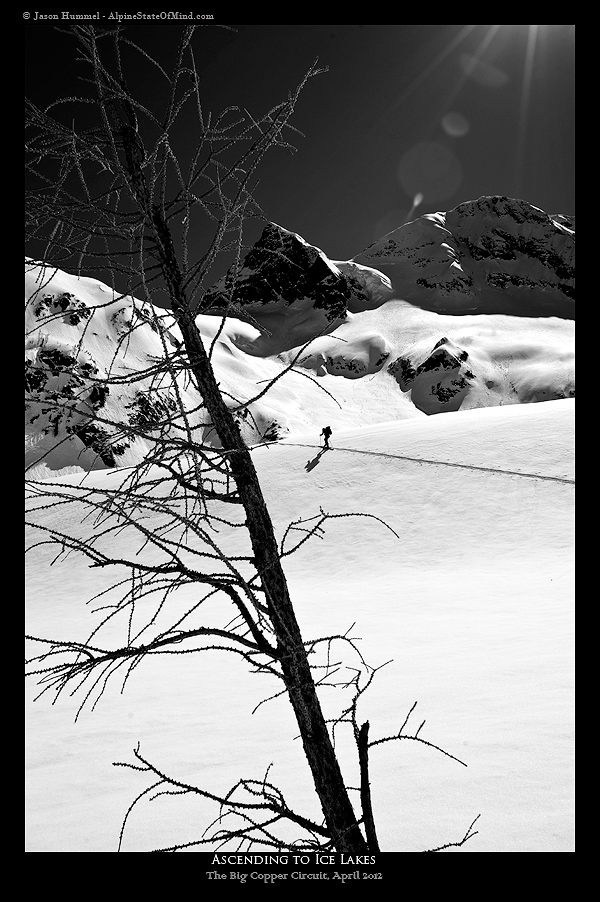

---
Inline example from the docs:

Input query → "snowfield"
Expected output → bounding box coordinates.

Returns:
[25,198,575,852]
[25,400,574,852]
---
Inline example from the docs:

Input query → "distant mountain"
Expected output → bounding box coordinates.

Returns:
[25,196,575,477]
[353,195,574,318]
[201,220,395,354]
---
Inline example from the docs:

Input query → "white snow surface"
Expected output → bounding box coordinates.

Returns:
[25,260,574,477]
[25,400,574,852]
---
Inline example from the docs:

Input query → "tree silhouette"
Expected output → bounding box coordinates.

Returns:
[25,24,478,852]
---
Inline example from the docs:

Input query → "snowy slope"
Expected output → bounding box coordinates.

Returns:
[25,251,574,477]
[25,400,574,852]
[25,193,575,851]
[354,196,574,317]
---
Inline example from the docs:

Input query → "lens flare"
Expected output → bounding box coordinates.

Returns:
[402,192,424,224]
[441,111,470,138]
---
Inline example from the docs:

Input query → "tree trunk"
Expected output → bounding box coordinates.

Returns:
[173,302,368,853]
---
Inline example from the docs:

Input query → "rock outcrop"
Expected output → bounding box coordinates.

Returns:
[25,262,195,474]
[388,337,474,415]
[201,222,393,352]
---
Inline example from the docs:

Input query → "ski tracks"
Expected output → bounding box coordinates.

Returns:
[283,443,574,485]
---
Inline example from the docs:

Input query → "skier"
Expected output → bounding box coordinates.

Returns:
[320,425,332,450]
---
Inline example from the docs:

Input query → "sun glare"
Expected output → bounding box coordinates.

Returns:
[385,24,572,209]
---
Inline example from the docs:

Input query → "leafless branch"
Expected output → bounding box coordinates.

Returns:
[26,24,478,855]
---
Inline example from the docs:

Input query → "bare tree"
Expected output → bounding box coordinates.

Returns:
[25,24,478,853]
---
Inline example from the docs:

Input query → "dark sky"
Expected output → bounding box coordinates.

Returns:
[25,22,575,265]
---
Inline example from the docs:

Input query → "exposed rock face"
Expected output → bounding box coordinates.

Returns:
[25,263,197,474]
[353,196,574,317]
[201,223,393,352]
[203,223,350,318]
[388,337,474,415]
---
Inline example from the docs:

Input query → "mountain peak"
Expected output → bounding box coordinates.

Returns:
[201,221,393,353]
[354,196,574,317]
